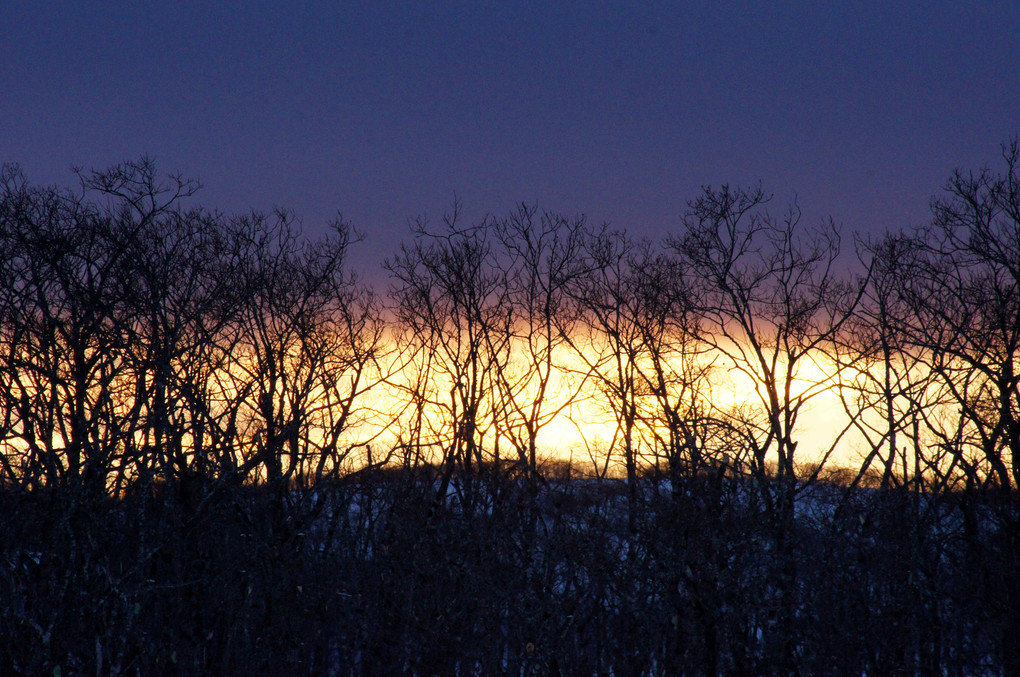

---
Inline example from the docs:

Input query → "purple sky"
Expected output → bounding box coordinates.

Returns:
[3,2,1019,277]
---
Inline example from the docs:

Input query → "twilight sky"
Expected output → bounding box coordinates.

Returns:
[3,2,1019,276]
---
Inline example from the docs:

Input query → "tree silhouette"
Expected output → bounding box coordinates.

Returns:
[2,150,1020,674]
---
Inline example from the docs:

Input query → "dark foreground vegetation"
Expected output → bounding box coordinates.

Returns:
[2,142,1020,674]
[2,468,1018,676]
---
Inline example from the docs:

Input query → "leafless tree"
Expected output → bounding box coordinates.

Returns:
[625,246,727,484]
[888,144,1020,493]
[488,205,590,478]
[386,204,510,510]
[671,184,861,670]
[0,160,202,495]
[562,227,647,527]
[851,144,1020,669]
[830,234,944,491]
[216,212,384,493]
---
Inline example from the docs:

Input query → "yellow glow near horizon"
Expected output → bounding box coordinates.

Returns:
[356,330,867,475]
[4,327,973,485]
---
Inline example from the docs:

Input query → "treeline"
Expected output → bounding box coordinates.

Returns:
[1,147,1018,674]
[4,151,1019,498]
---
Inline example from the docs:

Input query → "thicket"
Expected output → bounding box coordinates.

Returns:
[1,146,1019,674]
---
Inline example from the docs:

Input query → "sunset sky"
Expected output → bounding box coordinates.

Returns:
[3,1,1019,278]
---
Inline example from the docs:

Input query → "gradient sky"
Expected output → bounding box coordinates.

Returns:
[3,1,1019,277]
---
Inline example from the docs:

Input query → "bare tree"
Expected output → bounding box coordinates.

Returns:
[0,160,201,495]
[488,205,590,478]
[852,144,1020,670]
[887,144,1020,493]
[386,205,510,510]
[563,227,645,525]
[623,246,724,484]
[671,184,860,670]
[217,212,383,492]
[829,234,945,492]
[89,162,248,496]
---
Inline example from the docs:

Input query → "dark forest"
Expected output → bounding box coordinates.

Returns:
[2,145,1020,675]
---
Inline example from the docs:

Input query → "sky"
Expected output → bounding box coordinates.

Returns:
[3,1,1019,279]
